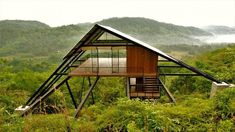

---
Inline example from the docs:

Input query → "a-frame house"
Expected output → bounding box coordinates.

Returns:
[18,24,221,118]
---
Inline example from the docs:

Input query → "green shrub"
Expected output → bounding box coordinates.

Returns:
[217,120,234,132]
[213,88,235,119]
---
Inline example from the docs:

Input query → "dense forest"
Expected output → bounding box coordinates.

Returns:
[0,18,235,131]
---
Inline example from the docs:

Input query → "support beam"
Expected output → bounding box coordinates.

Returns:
[93,40,129,43]
[88,77,95,104]
[25,56,72,105]
[158,60,170,62]
[159,73,199,76]
[158,78,176,103]
[56,73,68,75]
[74,76,100,118]
[27,52,84,106]
[65,81,77,109]
[126,77,130,98]
[79,77,85,103]
[158,65,182,68]
[158,55,221,83]
[22,77,71,116]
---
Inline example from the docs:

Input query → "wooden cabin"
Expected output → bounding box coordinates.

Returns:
[68,39,159,99]
[18,24,221,118]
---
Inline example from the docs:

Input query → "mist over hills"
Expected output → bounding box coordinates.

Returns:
[0,17,233,58]
[202,25,235,34]
[97,17,211,45]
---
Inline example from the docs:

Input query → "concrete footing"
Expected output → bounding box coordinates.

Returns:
[15,105,29,113]
[210,82,230,98]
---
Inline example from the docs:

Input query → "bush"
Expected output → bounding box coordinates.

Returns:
[76,97,222,131]
[213,88,235,119]
[170,76,211,94]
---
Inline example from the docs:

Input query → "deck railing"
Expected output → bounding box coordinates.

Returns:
[69,66,145,76]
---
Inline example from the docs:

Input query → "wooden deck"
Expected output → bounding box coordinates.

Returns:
[69,58,156,77]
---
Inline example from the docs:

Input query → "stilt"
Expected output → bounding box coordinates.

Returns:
[65,81,77,109]
[158,78,176,103]
[88,77,95,104]
[126,77,130,98]
[78,77,85,103]
[74,76,100,118]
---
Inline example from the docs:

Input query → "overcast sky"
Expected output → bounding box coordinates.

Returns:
[0,0,235,27]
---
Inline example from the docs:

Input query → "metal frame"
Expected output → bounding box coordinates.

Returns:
[158,78,176,103]
[22,76,71,116]
[20,23,222,118]
[88,77,95,104]
[26,52,84,106]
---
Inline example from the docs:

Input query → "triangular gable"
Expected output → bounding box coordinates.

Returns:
[98,32,123,40]
[64,24,221,83]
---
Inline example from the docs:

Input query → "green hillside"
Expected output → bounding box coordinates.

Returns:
[99,17,211,36]
[0,18,214,58]
[0,20,50,30]
[98,17,211,45]
[0,20,90,58]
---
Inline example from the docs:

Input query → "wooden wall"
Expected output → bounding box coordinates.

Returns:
[127,46,158,76]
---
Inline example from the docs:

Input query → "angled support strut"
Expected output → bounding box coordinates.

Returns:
[74,76,100,118]
[66,81,77,109]
[21,77,71,116]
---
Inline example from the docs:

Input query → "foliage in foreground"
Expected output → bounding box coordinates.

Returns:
[1,88,235,131]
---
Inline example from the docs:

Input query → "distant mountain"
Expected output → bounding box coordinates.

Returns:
[98,17,211,45]
[0,18,214,58]
[202,25,235,34]
[0,20,89,57]
[0,20,50,30]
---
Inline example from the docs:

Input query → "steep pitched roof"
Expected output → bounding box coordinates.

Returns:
[65,24,221,83]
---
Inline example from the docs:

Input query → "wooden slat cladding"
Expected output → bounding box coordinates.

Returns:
[127,46,158,76]
[143,47,158,74]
